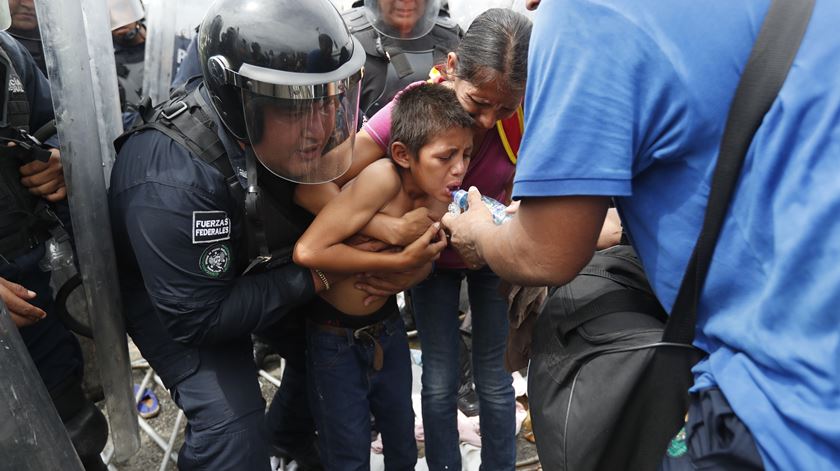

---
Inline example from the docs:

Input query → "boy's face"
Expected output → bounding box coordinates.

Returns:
[410,126,473,203]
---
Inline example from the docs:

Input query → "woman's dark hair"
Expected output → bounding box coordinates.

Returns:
[452,8,532,95]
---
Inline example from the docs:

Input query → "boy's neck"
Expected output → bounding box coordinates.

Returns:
[396,166,427,202]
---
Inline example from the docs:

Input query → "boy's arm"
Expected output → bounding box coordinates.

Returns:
[294,162,445,273]
[294,130,434,246]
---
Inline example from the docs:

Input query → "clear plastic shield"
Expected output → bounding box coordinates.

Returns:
[364,0,443,39]
[242,78,361,184]
[0,302,84,471]
[142,0,212,105]
[34,0,140,461]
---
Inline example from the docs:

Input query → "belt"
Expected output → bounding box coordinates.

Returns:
[310,316,396,371]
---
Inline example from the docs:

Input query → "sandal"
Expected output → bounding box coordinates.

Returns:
[133,384,161,419]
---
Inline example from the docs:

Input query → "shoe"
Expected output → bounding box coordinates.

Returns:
[457,336,479,417]
[398,291,417,333]
[457,386,480,417]
[133,384,160,419]
[270,440,323,471]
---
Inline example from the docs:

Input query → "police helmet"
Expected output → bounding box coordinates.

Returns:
[363,0,443,39]
[199,0,366,184]
[108,0,145,31]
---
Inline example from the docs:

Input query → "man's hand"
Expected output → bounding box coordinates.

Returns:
[354,262,434,306]
[0,277,46,327]
[19,148,66,202]
[440,187,496,270]
[399,222,447,269]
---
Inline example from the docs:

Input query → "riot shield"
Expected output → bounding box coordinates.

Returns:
[142,0,212,105]
[0,301,84,471]
[34,0,140,462]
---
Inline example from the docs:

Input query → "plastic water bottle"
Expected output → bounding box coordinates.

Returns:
[449,189,512,225]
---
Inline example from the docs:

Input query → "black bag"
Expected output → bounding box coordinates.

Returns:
[527,0,814,469]
[528,245,695,471]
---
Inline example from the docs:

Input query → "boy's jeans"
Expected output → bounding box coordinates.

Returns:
[306,315,417,471]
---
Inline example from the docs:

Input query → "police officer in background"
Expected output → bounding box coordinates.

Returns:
[108,0,146,114]
[109,0,436,468]
[343,0,461,120]
[0,2,108,469]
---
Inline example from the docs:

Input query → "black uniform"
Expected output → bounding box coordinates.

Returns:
[0,32,107,471]
[110,85,319,470]
[342,6,462,120]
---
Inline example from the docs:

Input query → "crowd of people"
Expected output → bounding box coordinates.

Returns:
[1,0,838,470]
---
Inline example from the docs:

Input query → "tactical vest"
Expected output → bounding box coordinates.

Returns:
[114,44,146,113]
[0,46,58,260]
[342,7,462,119]
[114,87,313,274]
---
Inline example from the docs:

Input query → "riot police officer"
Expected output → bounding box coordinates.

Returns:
[0,3,108,469]
[343,0,462,119]
[108,0,146,114]
[109,0,435,468]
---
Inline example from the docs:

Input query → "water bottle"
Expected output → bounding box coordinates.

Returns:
[449,189,512,225]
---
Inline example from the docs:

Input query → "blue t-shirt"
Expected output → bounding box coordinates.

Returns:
[514,0,840,468]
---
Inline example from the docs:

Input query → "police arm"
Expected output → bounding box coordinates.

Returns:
[0,276,47,327]
[9,39,67,201]
[440,187,608,286]
[294,160,445,273]
[295,129,433,246]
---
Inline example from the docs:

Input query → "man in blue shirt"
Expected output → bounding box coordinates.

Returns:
[442,0,840,469]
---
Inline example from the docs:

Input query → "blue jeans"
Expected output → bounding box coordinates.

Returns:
[411,267,516,470]
[306,314,417,471]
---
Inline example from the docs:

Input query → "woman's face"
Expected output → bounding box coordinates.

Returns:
[446,53,523,131]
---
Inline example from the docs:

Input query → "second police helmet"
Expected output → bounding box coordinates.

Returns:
[198,0,366,184]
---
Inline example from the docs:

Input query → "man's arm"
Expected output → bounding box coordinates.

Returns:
[111,134,323,346]
[294,160,445,273]
[441,187,608,286]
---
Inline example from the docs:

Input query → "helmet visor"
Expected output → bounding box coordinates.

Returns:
[243,78,361,184]
[364,0,443,40]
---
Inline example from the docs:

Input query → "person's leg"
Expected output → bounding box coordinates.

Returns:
[369,316,417,470]
[467,267,516,470]
[306,325,373,471]
[171,341,270,471]
[410,270,464,470]
[260,313,320,468]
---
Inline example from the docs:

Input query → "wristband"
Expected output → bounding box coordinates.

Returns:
[314,269,330,291]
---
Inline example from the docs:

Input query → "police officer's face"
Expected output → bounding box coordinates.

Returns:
[253,98,339,181]
[8,0,37,31]
[378,0,425,37]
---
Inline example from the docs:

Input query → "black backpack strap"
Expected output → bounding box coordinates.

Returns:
[555,288,666,339]
[665,0,815,344]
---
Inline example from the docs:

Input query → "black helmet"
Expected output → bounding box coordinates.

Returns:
[198,0,366,183]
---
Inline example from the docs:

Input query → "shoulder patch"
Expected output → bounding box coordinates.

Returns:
[199,243,231,278]
[192,210,231,244]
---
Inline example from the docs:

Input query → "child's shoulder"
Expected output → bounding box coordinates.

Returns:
[347,158,401,193]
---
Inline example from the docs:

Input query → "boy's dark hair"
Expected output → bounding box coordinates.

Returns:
[389,83,474,157]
